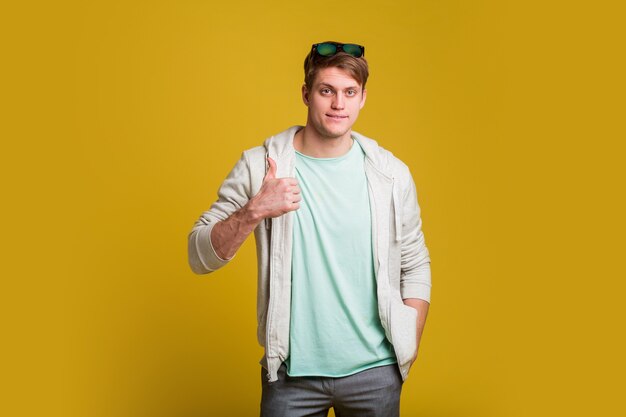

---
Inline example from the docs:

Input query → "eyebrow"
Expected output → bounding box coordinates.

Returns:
[318,83,361,90]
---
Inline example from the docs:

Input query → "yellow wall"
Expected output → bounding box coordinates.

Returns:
[2,1,624,416]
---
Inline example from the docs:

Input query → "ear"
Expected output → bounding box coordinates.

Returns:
[359,88,367,109]
[301,84,310,106]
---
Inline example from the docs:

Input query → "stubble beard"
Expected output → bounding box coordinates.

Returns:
[314,118,352,141]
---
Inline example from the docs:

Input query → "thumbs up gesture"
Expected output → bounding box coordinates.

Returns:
[248,157,301,219]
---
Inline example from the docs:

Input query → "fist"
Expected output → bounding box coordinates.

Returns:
[250,157,301,219]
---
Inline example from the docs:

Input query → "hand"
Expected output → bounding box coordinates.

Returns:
[248,157,301,219]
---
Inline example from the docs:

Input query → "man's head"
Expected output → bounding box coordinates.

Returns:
[302,41,369,140]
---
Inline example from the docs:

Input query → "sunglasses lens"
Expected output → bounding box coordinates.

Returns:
[342,44,363,57]
[316,43,337,56]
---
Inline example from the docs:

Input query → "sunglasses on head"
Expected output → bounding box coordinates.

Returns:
[311,42,365,58]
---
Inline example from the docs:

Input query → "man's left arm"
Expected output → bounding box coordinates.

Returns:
[399,171,432,361]
[403,298,429,362]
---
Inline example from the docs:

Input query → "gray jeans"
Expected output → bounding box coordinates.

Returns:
[260,363,403,417]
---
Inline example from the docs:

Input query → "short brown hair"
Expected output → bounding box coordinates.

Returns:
[303,45,369,91]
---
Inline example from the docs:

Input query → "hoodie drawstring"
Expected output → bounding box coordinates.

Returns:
[392,178,402,242]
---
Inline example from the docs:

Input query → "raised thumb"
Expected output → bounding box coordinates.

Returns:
[264,156,277,181]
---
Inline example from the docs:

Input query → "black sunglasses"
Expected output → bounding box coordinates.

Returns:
[311,42,365,58]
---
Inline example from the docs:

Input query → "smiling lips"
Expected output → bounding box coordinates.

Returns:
[326,114,348,120]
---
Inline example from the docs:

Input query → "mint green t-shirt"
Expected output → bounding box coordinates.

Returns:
[285,138,396,377]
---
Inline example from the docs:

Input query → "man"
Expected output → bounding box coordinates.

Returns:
[188,41,431,417]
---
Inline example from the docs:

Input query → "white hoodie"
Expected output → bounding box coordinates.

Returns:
[188,126,431,382]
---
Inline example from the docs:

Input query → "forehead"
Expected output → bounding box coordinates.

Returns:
[313,67,361,89]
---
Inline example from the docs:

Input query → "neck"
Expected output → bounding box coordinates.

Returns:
[293,125,353,158]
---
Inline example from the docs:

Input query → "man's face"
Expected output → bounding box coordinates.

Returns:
[302,67,367,140]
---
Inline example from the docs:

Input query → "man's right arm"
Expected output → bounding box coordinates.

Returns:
[209,202,264,261]
[188,156,300,274]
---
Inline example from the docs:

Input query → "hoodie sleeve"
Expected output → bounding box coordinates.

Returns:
[188,152,252,274]
[399,172,432,302]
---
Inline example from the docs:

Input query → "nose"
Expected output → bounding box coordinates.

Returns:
[331,93,345,110]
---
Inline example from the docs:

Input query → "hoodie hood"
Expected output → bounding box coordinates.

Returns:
[262,125,393,178]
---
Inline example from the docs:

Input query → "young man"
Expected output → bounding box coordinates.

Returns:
[188,41,431,417]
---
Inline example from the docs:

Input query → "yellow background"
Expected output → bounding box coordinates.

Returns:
[2,1,624,416]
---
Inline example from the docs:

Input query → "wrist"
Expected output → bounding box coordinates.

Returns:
[242,198,265,225]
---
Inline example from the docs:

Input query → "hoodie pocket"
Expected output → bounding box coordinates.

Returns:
[388,301,418,368]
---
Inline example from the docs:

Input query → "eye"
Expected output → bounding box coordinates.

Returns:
[346,89,357,97]
[321,88,333,95]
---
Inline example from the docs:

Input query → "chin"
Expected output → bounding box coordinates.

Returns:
[321,125,351,139]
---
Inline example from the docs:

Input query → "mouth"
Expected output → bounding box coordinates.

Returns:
[326,114,348,120]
